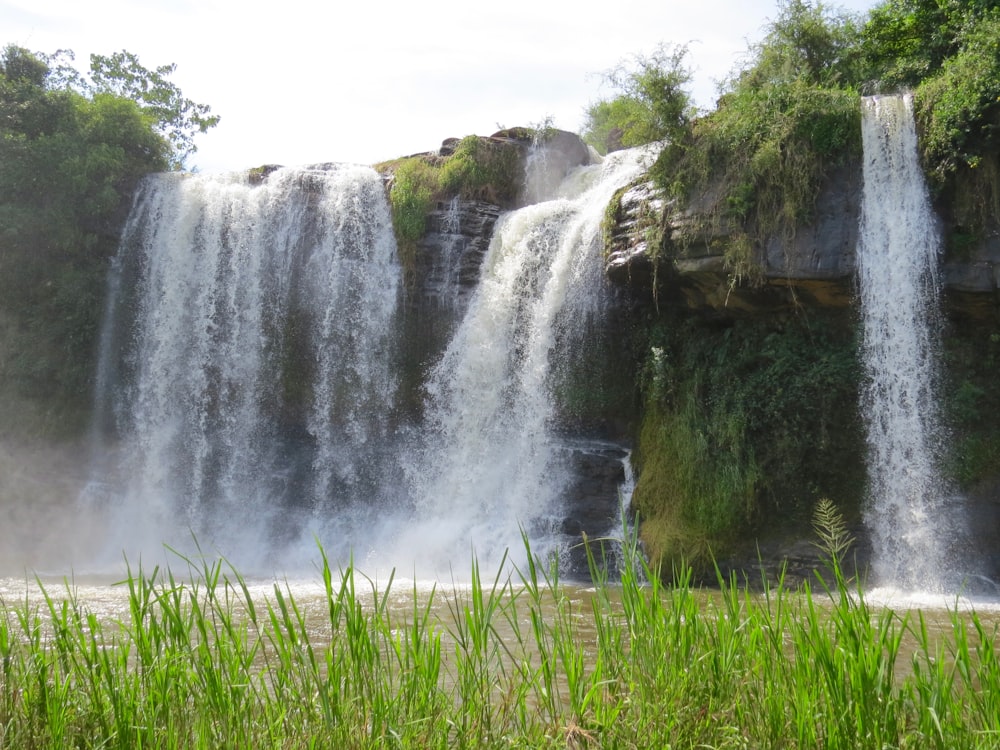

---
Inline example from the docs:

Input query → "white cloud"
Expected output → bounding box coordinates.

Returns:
[2,0,880,172]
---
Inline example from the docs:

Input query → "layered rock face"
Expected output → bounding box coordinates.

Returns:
[397,198,503,417]
[605,158,1000,317]
[943,218,1000,318]
[605,165,861,311]
[391,128,597,419]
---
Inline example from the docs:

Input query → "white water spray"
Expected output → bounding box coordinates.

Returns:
[401,148,654,574]
[86,146,646,579]
[857,94,960,591]
[89,165,401,568]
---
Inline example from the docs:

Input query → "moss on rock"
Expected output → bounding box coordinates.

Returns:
[631,310,865,580]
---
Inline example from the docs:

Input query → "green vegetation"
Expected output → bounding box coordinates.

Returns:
[582,43,693,155]
[86,50,220,170]
[912,10,1000,228]
[942,322,1000,488]
[651,1,863,274]
[587,0,1000,271]
[3,532,1000,748]
[631,313,864,576]
[0,45,216,436]
[386,158,440,247]
[548,309,638,434]
[377,133,526,269]
[585,0,1000,573]
[859,0,1000,235]
[438,134,526,204]
[859,0,1000,232]
[376,134,524,285]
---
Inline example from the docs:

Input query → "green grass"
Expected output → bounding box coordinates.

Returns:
[2,532,1000,748]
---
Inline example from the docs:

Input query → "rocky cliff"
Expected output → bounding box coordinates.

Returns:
[605,157,1000,319]
[601,146,1000,583]
[384,128,595,420]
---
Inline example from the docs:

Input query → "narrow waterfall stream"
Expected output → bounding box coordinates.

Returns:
[857,94,965,591]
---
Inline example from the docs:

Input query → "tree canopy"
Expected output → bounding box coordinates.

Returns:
[86,50,219,169]
[0,45,217,434]
[581,44,692,155]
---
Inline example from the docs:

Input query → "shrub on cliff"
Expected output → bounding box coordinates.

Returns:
[652,1,863,274]
[581,43,693,155]
[913,10,1000,228]
[858,0,1000,217]
[378,133,526,270]
[592,0,1000,269]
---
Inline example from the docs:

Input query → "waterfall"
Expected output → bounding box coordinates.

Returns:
[86,144,646,577]
[399,148,653,575]
[424,195,465,309]
[89,164,402,567]
[857,94,961,591]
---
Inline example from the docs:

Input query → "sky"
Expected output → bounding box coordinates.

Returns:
[3,0,881,173]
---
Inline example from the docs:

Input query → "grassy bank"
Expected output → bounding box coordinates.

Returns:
[1,533,999,749]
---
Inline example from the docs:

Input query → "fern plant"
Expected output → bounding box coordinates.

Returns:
[811,497,854,564]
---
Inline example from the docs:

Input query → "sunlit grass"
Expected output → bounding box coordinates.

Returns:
[2,529,1000,749]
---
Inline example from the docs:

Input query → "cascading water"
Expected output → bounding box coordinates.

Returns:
[857,94,963,591]
[89,164,402,568]
[424,196,466,309]
[399,148,653,575]
[86,144,645,578]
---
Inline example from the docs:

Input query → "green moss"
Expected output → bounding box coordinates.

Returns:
[247,165,279,185]
[377,136,526,279]
[387,158,439,244]
[439,135,523,205]
[548,307,638,433]
[601,184,629,258]
[632,396,758,578]
[941,322,1000,488]
[632,312,865,579]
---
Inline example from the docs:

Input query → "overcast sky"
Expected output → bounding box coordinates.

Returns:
[4,0,880,173]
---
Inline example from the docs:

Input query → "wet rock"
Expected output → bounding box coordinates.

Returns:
[605,179,667,289]
[396,198,503,417]
[555,440,631,579]
[603,156,1000,317]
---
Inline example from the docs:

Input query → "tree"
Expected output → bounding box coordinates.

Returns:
[741,0,863,88]
[0,44,215,433]
[860,0,1000,90]
[582,44,692,154]
[87,51,219,169]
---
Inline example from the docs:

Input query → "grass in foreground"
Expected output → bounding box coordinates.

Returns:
[1,526,1000,749]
